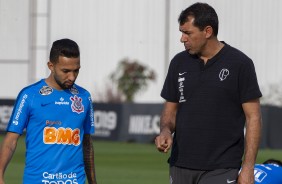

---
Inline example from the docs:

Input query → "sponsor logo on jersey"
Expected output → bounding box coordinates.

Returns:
[55,97,70,105]
[41,179,78,184]
[69,86,79,95]
[254,168,267,182]
[227,179,236,183]
[70,95,84,114]
[43,127,80,146]
[46,120,62,125]
[219,68,229,81]
[178,72,187,76]
[42,171,78,184]
[13,94,28,124]
[41,102,52,106]
[39,86,53,95]
[178,74,186,103]
[88,97,94,127]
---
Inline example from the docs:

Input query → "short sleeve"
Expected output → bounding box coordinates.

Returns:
[83,95,95,134]
[6,90,30,134]
[238,59,262,103]
[161,58,179,102]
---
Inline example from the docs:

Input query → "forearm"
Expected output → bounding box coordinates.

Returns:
[160,102,178,134]
[83,134,97,184]
[241,99,262,168]
[238,100,262,184]
[0,145,15,179]
[0,133,18,179]
[160,119,175,135]
[242,116,261,168]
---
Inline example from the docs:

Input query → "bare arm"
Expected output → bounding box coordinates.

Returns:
[83,134,97,184]
[0,132,20,184]
[155,102,178,153]
[238,99,262,184]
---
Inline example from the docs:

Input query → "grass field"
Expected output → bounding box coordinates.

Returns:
[1,135,282,184]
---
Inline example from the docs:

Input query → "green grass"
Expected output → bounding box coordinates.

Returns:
[1,135,282,184]
[0,135,169,184]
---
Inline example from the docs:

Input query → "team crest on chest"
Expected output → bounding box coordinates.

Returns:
[39,86,53,95]
[69,86,79,95]
[219,68,229,81]
[70,95,84,114]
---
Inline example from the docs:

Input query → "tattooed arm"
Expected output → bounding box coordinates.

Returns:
[83,134,97,184]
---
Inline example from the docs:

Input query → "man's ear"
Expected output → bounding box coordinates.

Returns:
[205,26,213,38]
[47,61,54,72]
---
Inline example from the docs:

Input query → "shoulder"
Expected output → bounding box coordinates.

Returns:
[169,50,197,69]
[223,43,253,64]
[172,50,194,62]
[17,79,46,98]
[70,85,93,107]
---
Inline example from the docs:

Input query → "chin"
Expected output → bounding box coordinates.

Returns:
[63,83,74,89]
[61,85,72,90]
[65,86,73,89]
[187,50,195,55]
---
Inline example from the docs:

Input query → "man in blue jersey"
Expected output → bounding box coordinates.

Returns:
[0,38,97,184]
[253,159,282,184]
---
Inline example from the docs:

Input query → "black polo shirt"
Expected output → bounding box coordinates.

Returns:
[161,43,262,170]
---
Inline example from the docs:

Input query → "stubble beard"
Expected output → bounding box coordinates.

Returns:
[54,77,73,90]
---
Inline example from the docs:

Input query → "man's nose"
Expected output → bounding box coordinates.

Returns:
[180,33,187,43]
[68,72,76,81]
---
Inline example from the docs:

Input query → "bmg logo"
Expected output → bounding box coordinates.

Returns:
[43,127,80,146]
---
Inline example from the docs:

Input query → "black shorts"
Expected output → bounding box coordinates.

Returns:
[170,166,239,184]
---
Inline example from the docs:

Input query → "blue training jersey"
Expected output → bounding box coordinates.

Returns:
[7,79,95,184]
[254,164,282,184]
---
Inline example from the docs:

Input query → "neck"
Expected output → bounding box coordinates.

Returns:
[200,40,224,63]
[45,76,62,90]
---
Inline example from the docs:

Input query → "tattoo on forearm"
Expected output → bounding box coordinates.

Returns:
[83,134,97,184]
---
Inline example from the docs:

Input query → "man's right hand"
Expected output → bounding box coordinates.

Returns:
[155,131,173,153]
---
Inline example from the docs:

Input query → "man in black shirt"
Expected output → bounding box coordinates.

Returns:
[155,2,262,184]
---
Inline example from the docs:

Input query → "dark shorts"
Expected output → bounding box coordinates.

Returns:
[169,166,239,184]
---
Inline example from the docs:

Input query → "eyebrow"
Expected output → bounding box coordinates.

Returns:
[179,29,190,34]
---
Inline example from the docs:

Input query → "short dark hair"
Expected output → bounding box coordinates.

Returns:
[263,159,282,166]
[178,2,219,36]
[49,38,80,63]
